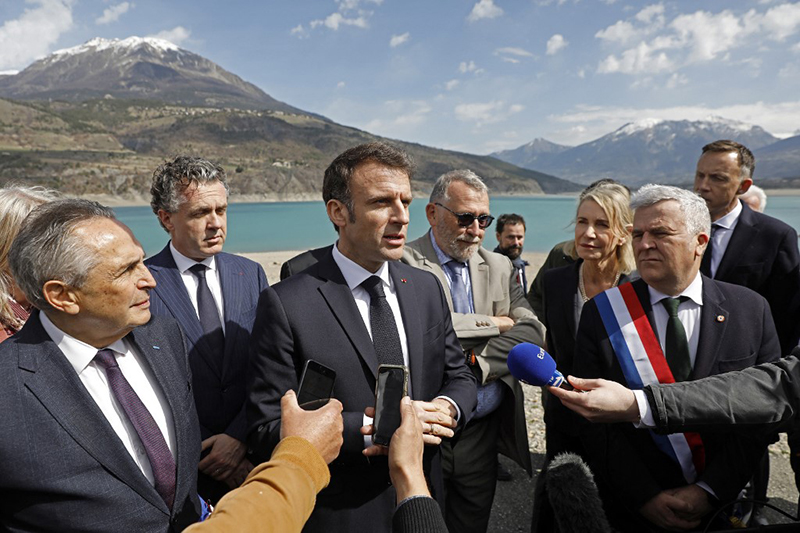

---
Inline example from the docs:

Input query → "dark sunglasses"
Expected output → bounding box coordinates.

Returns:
[435,203,495,229]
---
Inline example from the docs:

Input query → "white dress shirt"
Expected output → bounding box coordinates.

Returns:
[39,313,177,486]
[170,242,225,333]
[332,243,460,444]
[707,200,742,278]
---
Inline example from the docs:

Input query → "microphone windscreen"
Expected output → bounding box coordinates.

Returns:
[508,343,559,387]
[546,453,611,533]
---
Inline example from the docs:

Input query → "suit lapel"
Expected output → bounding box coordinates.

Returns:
[554,262,580,338]
[390,262,423,398]
[127,325,191,513]
[148,247,222,378]
[19,315,168,514]
[715,205,758,280]
[692,278,727,379]
[468,250,491,315]
[410,235,455,311]
[217,255,242,379]
[316,253,380,380]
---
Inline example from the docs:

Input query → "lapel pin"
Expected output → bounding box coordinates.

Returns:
[716,315,725,323]
[401,278,407,283]
[152,345,161,350]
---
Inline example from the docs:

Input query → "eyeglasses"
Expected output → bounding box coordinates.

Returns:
[435,203,495,229]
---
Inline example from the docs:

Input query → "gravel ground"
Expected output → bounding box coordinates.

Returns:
[488,384,800,531]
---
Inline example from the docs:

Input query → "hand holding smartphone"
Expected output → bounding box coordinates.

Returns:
[297,360,336,410]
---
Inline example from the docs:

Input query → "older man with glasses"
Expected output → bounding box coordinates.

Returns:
[403,169,545,533]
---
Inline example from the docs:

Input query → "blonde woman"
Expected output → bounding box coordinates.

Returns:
[0,185,60,341]
[541,181,635,459]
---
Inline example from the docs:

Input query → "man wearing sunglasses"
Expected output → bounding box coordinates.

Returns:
[403,170,546,533]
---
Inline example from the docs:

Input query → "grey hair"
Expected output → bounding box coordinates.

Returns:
[9,199,116,311]
[150,156,229,232]
[0,186,61,327]
[740,184,767,212]
[429,169,489,204]
[630,184,711,237]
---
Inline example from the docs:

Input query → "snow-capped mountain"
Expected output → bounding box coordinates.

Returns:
[490,137,571,170]
[494,117,781,185]
[0,37,306,114]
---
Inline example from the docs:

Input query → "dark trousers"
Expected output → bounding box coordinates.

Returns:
[440,409,502,533]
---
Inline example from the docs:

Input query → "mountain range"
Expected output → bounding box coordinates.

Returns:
[492,118,800,186]
[0,37,578,201]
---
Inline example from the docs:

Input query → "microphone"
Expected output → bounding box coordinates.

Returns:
[545,453,612,533]
[507,343,572,389]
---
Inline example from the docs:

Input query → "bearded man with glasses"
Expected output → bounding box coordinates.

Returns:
[403,169,546,533]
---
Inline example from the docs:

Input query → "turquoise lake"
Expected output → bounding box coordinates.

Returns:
[115,196,800,256]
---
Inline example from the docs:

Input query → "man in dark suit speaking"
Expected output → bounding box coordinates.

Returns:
[146,156,269,501]
[247,142,477,533]
[0,199,201,531]
[573,184,779,532]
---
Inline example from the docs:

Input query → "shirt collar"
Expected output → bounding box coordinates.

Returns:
[39,312,129,375]
[169,241,217,274]
[332,242,391,291]
[714,199,742,230]
[648,271,704,307]
[429,230,461,266]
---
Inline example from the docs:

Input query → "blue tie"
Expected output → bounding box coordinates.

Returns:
[444,261,470,313]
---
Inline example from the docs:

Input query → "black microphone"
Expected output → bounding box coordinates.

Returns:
[508,343,572,390]
[545,453,612,533]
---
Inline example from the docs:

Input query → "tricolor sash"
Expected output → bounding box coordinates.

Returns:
[594,283,705,483]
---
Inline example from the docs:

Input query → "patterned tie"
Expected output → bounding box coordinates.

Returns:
[361,276,404,366]
[443,261,471,314]
[95,349,176,509]
[699,224,719,277]
[189,264,225,359]
[661,297,692,382]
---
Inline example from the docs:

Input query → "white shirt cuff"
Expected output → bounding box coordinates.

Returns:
[633,389,656,429]
[435,395,461,422]
[363,413,373,448]
[696,481,717,499]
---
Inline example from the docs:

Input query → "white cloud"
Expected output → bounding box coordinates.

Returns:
[598,41,674,74]
[502,57,520,64]
[96,2,131,25]
[494,46,533,57]
[290,24,308,38]
[390,32,410,48]
[793,42,800,52]
[336,81,346,88]
[454,100,524,126]
[0,0,75,71]
[147,26,191,46]
[310,13,368,30]
[459,60,484,74]
[577,68,586,78]
[468,0,503,22]
[445,79,460,90]
[546,34,568,55]
[666,72,688,88]
[596,4,800,77]
[364,99,432,131]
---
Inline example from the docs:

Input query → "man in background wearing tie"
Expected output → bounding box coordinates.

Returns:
[146,156,269,502]
[403,170,545,533]
[0,199,201,531]
[694,140,800,522]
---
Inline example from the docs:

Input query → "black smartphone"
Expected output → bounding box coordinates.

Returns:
[372,364,408,446]
[297,360,336,410]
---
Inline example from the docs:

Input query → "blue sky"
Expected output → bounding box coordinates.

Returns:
[2,1,800,154]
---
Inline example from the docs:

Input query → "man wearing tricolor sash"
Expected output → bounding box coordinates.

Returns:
[572,184,780,532]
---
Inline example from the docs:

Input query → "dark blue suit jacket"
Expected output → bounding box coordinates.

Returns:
[711,203,800,354]
[247,249,477,533]
[574,277,780,531]
[0,312,201,532]
[146,245,268,441]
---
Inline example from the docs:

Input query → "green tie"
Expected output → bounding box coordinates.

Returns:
[661,297,692,382]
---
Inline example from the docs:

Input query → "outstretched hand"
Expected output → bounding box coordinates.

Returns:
[280,390,344,464]
[548,376,640,423]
